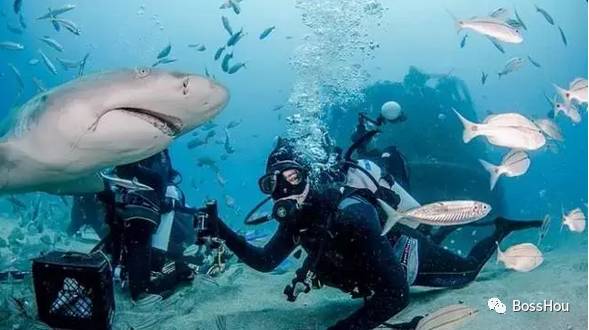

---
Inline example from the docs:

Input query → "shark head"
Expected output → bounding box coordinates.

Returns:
[0,68,229,194]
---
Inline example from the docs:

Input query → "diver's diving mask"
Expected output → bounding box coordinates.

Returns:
[245,161,308,225]
[258,160,307,197]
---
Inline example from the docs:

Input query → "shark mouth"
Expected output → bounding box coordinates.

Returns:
[114,107,183,136]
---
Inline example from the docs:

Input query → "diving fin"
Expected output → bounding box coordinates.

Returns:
[378,198,404,236]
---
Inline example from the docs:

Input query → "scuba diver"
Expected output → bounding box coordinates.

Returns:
[98,149,195,300]
[197,136,543,330]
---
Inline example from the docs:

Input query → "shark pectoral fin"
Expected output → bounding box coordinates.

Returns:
[377,198,404,236]
[42,172,106,195]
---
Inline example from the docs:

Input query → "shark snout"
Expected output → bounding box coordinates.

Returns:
[208,80,229,110]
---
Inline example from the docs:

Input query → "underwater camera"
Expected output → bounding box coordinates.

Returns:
[192,200,224,248]
[32,251,115,330]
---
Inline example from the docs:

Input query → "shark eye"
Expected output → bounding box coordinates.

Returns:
[183,77,190,88]
[135,67,151,79]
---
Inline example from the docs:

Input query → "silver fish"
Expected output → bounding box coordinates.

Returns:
[52,18,80,35]
[228,62,246,74]
[51,18,60,32]
[479,150,530,190]
[37,5,76,20]
[380,200,492,235]
[39,36,64,52]
[557,26,567,46]
[460,34,468,48]
[452,13,523,43]
[188,44,206,51]
[416,304,478,330]
[157,43,171,59]
[226,119,242,129]
[0,41,24,50]
[535,5,554,25]
[227,28,244,47]
[534,118,563,141]
[38,49,57,75]
[259,26,276,40]
[498,57,525,78]
[78,53,89,77]
[56,57,83,70]
[224,128,235,153]
[487,37,505,53]
[537,214,551,246]
[221,52,233,72]
[456,110,546,150]
[527,55,541,68]
[489,7,510,19]
[221,16,233,36]
[481,71,488,85]
[152,57,177,67]
[214,46,225,61]
[497,243,543,272]
[100,172,154,191]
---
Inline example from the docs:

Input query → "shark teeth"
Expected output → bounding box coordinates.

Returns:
[116,107,182,136]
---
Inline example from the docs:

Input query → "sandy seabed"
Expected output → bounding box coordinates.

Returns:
[0,215,586,330]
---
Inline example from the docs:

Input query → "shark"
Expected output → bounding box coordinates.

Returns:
[0,68,229,195]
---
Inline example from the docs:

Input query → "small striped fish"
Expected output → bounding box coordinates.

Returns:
[416,304,479,330]
[380,200,491,236]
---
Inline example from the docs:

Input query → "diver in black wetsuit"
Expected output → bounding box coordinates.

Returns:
[200,139,543,329]
[100,149,194,300]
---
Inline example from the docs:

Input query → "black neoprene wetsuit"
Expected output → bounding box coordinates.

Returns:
[103,151,192,299]
[210,187,541,329]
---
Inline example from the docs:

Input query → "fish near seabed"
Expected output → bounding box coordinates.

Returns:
[562,208,586,233]
[415,304,479,330]
[453,109,546,151]
[0,68,229,195]
[497,243,543,272]
[479,150,531,190]
[380,200,491,236]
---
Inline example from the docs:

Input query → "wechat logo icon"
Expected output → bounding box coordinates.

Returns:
[488,297,507,314]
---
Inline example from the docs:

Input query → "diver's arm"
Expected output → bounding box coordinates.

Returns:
[211,218,296,272]
[329,204,410,330]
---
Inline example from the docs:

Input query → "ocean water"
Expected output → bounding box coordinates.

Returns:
[0,0,587,329]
